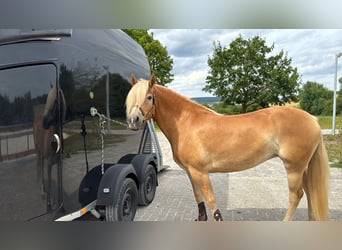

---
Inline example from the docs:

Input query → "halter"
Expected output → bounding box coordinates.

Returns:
[138,87,156,122]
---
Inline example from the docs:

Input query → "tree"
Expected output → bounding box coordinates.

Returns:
[335,77,342,114]
[300,81,333,115]
[123,29,174,86]
[203,35,301,113]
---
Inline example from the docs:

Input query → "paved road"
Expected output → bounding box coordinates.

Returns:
[135,132,342,221]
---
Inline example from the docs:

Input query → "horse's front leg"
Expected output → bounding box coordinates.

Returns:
[187,168,223,221]
[187,171,208,221]
[40,155,45,197]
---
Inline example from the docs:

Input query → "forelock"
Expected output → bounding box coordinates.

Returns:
[126,79,149,115]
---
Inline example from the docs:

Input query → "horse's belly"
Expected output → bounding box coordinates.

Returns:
[206,143,277,173]
[209,155,272,173]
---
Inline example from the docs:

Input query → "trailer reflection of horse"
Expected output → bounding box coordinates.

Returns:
[126,74,330,221]
[33,84,66,210]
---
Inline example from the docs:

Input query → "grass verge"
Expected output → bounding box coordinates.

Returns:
[324,134,342,168]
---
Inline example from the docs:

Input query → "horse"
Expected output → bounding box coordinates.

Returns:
[125,74,330,221]
[33,84,66,209]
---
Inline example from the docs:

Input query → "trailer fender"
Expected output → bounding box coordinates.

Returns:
[129,154,158,205]
[78,164,113,207]
[130,154,158,185]
[96,163,138,206]
[117,153,138,164]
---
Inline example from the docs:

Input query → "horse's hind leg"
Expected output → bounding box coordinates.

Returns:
[187,168,223,221]
[302,171,315,220]
[283,168,305,221]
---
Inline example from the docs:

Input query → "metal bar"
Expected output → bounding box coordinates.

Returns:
[332,53,342,135]
[55,200,98,221]
[147,119,163,168]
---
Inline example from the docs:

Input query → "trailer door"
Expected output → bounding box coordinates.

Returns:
[0,61,63,220]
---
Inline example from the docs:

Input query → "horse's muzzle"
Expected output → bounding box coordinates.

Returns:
[127,113,144,131]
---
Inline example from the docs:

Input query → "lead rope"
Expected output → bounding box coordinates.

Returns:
[90,107,128,175]
[90,107,106,175]
[99,116,105,175]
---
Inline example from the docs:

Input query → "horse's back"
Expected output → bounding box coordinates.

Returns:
[267,106,321,139]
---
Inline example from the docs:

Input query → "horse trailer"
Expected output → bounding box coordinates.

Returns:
[0,29,165,221]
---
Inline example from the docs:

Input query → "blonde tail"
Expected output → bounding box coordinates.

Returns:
[305,136,330,220]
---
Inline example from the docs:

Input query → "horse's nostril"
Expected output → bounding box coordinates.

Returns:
[136,116,140,122]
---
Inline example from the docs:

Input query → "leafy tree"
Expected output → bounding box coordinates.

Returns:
[203,35,301,113]
[300,81,333,115]
[123,29,174,86]
[335,77,342,114]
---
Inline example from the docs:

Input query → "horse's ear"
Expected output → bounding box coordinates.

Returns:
[130,74,138,86]
[149,73,156,88]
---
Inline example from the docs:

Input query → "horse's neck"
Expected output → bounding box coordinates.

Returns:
[153,85,210,143]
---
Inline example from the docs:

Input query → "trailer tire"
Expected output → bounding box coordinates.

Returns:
[138,164,157,206]
[105,178,138,221]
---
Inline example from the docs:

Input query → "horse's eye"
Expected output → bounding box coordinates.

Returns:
[147,96,153,101]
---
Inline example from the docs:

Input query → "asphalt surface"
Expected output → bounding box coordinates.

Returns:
[135,132,342,221]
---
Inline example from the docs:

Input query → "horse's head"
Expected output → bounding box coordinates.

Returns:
[126,74,156,130]
[43,84,66,129]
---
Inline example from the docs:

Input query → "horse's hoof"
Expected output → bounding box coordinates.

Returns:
[196,202,208,221]
[195,216,208,221]
[214,209,223,221]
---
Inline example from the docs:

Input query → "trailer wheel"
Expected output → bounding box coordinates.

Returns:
[105,178,138,221]
[139,164,157,206]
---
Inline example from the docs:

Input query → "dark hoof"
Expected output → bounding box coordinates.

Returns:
[214,209,223,221]
[196,202,208,221]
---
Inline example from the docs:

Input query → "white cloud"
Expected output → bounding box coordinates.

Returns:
[152,29,342,97]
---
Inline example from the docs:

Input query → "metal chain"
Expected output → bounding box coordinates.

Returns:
[90,107,127,175]
[90,107,127,128]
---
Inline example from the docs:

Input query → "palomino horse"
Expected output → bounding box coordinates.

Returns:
[33,84,66,209]
[126,74,330,221]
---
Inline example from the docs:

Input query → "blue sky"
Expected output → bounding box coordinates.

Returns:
[151,29,342,97]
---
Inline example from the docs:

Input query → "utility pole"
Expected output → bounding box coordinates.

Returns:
[103,66,110,132]
[332,53,342,135]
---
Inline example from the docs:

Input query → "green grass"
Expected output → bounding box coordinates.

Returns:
[324,134,342,168]
[317,116,342,129]
[320,115,342,168]
[332,162,342,168]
